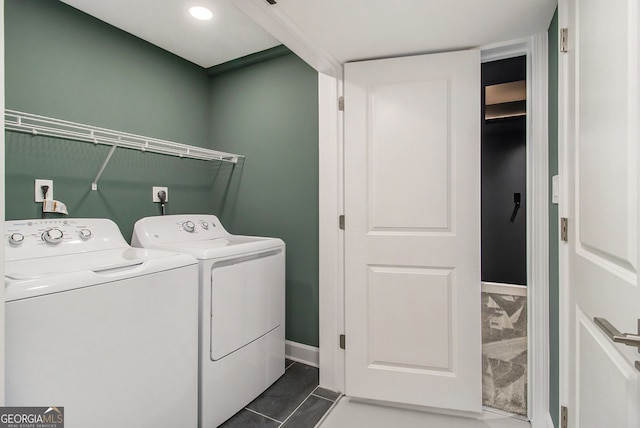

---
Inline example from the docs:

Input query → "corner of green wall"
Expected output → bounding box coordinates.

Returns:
[207,45,291,76]
[4,0,217,240]
[208,53,320,347]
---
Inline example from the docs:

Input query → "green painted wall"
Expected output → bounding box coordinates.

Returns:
[5,1,320,348]
[208,54,320,347]
[548,9,560,428]
[5,0,210,145]
[4,0,220,240]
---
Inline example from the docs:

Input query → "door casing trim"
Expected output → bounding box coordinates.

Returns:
[482,35,553,428]
[319,34,551,427]
[557,1,570,424]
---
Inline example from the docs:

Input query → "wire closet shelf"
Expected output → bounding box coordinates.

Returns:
[4,109,244,190]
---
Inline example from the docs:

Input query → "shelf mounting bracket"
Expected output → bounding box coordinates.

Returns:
[91,144,118,191]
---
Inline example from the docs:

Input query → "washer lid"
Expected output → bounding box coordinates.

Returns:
[5,247,196,301]
[145,235,284,260]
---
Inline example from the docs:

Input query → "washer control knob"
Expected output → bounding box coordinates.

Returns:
[201,222,209,230]
[42,228,64,245]
[79,229,92,240]
[9,233,25,245]
[182,221,196,233]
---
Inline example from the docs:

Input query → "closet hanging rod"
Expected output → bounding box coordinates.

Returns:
[4,110,243,164]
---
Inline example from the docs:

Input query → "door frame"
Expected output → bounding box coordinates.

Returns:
[557,0,570,421]
[318,35,552,427]
[230,1,551,424]
[482,35,551,427]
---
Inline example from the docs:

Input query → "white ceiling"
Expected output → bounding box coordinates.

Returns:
[266,0,557,64]
[61,0,557,70]
[60,0,281,68]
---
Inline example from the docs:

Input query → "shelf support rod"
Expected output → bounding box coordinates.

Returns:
[91,144,118,191]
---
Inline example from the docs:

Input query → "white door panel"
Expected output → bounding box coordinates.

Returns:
[344,50,481,412]
[576,0,637,273]
[369,79,450,230]
[575,309,639,427]
[563,0,640,424]
[368,266,452,370]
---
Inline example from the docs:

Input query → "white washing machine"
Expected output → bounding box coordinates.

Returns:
[5,218,199,428]
[132,214,285,428]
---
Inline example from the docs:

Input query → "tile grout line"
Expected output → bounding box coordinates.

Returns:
[311,393,336,403]
[278,389,318,427]
[311,386,338,403]
[243,407,284,424]
[313,394,343,427]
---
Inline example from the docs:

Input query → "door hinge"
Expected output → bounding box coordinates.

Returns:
[560,28,569,53]
[561,406,568,428]
[339,215,345,230]
[561,217,569,242]
[338,96,344,111]
[339,334,346,349]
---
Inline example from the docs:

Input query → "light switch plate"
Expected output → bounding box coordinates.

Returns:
[552,175,559,204]
[152,186,168,203]
[35,179,53,202]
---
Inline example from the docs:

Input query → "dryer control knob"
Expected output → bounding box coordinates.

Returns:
[79,229,92,240]
[42,228,64,245]
[201,222,209,230]
[9,233,25,245]
[183,221,196,233]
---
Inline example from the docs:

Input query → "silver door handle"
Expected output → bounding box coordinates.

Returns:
[594,317,640,352]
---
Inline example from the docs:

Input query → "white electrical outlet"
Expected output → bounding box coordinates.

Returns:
[152,186,168,203]
[35,179,53,202]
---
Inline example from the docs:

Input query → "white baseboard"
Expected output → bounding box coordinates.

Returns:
[285,340,320,368]
[529,412,556,428]
[481,282,527,297]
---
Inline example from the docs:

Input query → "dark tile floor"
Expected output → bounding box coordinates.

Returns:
[219,359,341,428]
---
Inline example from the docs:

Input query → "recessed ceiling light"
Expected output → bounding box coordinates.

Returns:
[189,6,213,20]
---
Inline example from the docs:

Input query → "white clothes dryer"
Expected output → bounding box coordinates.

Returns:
[5,218,199,428]
[132,214,285,428]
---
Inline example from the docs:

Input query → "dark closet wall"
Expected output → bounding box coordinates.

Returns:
[481,57,527,285]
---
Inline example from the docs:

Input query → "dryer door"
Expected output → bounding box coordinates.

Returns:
[210,248,285,361]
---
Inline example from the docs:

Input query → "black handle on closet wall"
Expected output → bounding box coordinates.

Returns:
[510,193,521,223]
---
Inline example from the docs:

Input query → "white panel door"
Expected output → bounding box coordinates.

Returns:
[562,0,640,425]
[344,50,481,412]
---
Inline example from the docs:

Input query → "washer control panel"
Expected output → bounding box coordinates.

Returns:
[5,218,128,261]
[132,214,229,246]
